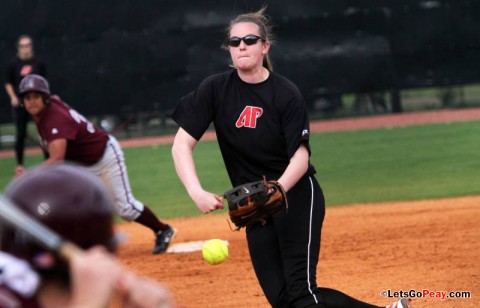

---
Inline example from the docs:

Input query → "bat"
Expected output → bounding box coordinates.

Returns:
[0,195,82,261]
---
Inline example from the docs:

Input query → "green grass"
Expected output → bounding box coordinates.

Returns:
[2,120,480,219]
[312,121,480,205]
[120,142,229,218]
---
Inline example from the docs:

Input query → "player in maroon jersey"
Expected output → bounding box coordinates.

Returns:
[17,74,176,255]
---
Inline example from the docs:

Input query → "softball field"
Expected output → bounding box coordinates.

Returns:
[113,108,480,308]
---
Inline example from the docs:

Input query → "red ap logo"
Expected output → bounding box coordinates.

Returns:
[20,65,33,76]
[236,106,263,128]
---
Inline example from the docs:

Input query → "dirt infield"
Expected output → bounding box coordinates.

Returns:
[111,109,480,308]
[117,197,479,308]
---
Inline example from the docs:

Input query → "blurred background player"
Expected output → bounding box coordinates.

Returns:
[4,35,49,175]
[0,163,174,307]
[17,74,176,255]
[171,7,411,308]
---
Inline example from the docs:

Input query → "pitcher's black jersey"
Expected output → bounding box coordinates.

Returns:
[172,69,316,186]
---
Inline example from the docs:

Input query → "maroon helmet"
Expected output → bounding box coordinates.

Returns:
[1,164,116,271]
[18,74,50,96]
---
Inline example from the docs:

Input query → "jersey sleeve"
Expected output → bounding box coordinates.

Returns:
[281,85,312,158]
[171,77,215,141]
[40,114,77,142]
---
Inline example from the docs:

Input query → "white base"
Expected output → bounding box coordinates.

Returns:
[166,240,229,253]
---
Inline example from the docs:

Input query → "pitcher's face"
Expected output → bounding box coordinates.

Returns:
[228,22,269,72]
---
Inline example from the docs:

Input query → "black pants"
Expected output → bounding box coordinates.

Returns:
[246,176,381,308]
[12,107,48,165]
[12,107,30,165]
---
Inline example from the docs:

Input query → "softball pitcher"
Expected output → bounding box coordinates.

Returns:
[171,7,411,308]
[17,74,176,255]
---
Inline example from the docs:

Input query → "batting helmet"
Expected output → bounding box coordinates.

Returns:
[18,74,50,96]
[1,164,116,272]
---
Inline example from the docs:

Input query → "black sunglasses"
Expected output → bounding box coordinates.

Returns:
[227,35,265,47]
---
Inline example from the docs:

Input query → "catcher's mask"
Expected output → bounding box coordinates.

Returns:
[1,164,116,273]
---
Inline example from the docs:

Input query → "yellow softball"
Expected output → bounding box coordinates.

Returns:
[202,239,228,265]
